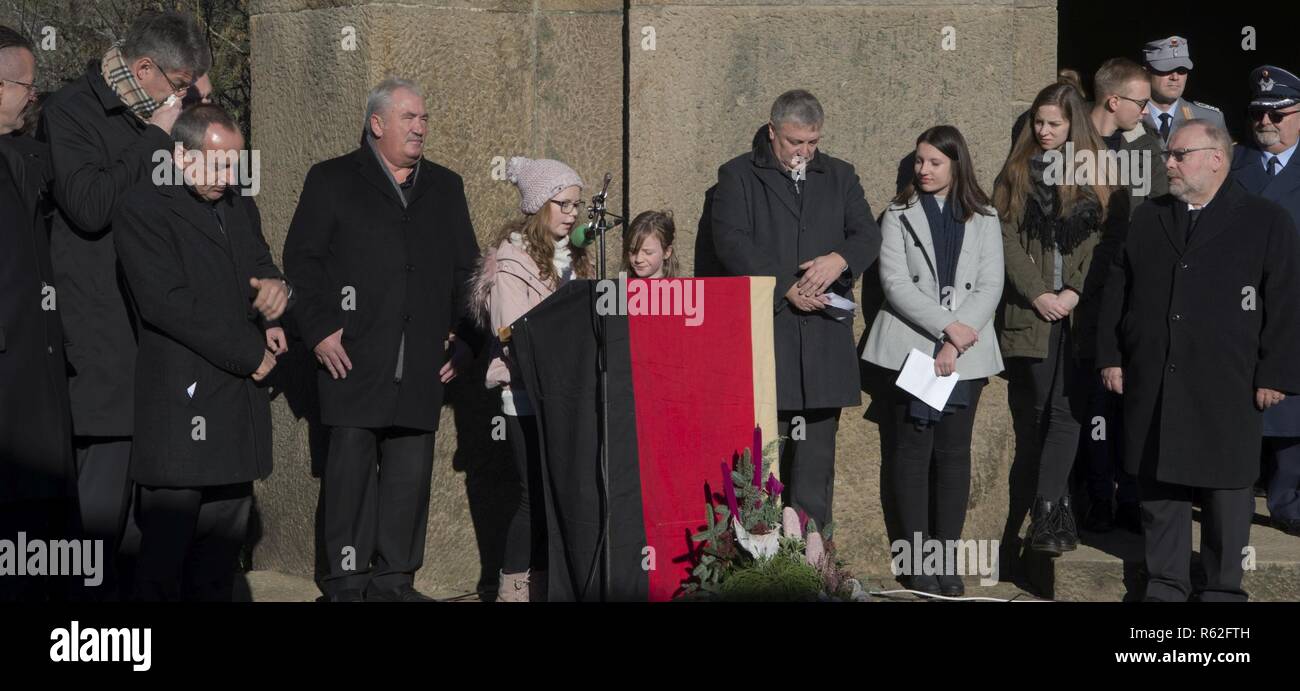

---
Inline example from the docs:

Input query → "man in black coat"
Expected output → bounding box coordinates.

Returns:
[114,105,289,601]
[0,26,76,601]
[1098,120,1300,601]
[1230,65,1300,537]
[710,89,880,531]
[40,11,210,592]
[283,78,482,602]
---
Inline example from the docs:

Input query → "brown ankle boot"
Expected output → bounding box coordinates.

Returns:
[497,570,530,603]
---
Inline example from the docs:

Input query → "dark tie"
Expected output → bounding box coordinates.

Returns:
[1268,156,1281,176]
[1158,113,1172,142]
[1186,208,1201,243]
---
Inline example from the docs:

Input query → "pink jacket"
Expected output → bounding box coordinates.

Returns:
[469,236,558,392]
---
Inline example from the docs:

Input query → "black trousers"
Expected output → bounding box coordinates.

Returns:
[134,482,252,602]
[318,425,435,596]
[1266,436,1300,521]
[883,380,986,543]
[502,414,546,574]
[0,497,73,602]
[1007,321,1087,500]
[777,408,840,532]
[74,436,139,599]
[1140,476,1253,602]
[1080,360,1138,507]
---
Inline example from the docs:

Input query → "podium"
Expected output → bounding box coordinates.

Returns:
[511,276,778,601]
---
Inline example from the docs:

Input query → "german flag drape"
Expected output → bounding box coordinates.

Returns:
[512,276,777,601]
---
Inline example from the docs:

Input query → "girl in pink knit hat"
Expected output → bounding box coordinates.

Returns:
[469,156,594,602]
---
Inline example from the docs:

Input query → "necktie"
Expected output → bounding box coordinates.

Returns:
[1158,113,1172,142]
[1186,208,1201,243]
[1267,156,1281,177]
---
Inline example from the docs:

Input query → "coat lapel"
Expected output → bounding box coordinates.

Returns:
[161,184,231,254]
[752,165,801,218]
[1185,182,1241,254]
[353,147,405,208]
[1265,155,1300,199]
[1160,200,1186,254]
[899,203,938,279]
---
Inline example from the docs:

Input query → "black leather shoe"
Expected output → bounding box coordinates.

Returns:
[1057,495,1079,552]
[1028,497,1062,555]
[1272,516,1300,537]
[366,586,437,602]
[323,589,364,602]
[906,574,942,596]
[1082,498,1115,533]
[937,573,965,597]
[1115,502,1142,534]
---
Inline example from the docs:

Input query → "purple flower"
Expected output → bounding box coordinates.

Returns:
[766,473,783,498]
[752,450,762,489]
[722,462,738,519]
[798,508,809,534]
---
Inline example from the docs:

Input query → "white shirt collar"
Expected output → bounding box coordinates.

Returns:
[1262,140,1298,171]
[1148,98,1180,119]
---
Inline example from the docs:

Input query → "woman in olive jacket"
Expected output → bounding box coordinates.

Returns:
[994,82,1117,556]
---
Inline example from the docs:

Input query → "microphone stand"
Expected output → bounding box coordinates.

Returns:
[582,173,623,602]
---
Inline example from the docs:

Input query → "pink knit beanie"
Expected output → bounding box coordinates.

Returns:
[506,156,585,215]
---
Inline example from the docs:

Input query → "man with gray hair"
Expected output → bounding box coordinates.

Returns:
[711,89,880,532]
[40,10,211,600]
[284,77,483,602]
[1097,120,1300,601]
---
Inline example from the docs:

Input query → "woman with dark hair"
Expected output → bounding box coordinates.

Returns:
[994,82,1116,557]
[863,125,1004,596]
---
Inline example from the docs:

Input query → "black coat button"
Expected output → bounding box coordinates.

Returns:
[1168,364,1177,373]
[913,275,920,283]
[965,282,972,289]
[1179,262,1189,269]
[404,314,412,322]
[1172,314,1182,321]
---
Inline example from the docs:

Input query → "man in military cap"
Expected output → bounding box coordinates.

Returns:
[1231,65,1300,537]
[1141,35,1226,149]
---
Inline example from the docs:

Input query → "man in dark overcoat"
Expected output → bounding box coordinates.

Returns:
[1098,120,1300,601]
[0,26,76,601]
[40,11,210,592]
[710,89,880,531]
[1230,65,1300,536]
[114,105,290,601]
[283,78,482,602]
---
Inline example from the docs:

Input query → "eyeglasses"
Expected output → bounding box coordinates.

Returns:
[1151,67,1190,77]
[1162,147,1216,163]
[0,77,36,95]
[1116,94,1150,110]
[549,198,586,214]
[151,61,192,96]
[1249,108,1300,124]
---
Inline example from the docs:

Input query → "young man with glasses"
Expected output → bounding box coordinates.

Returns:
[1139,36,1226,150]
[1230,65,1300,538]
[39,10,211,601]
[1080,58,1168,536]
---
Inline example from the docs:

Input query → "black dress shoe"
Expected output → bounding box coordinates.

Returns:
[1272,516,1300,537]
[906,574,942,596]
[1027,497,1062,555]
[937,573,965,597]
[366,586,437,602]
[1082,499,1115,533]
[1115,502,1142,534]
[323,589,365,602]
[1057,495,1079,552]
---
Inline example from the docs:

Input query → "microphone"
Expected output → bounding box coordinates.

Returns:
[570,222,594,248]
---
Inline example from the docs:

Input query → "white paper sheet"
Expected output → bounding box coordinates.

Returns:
[186,382,197,399]
[895,348,959,411]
